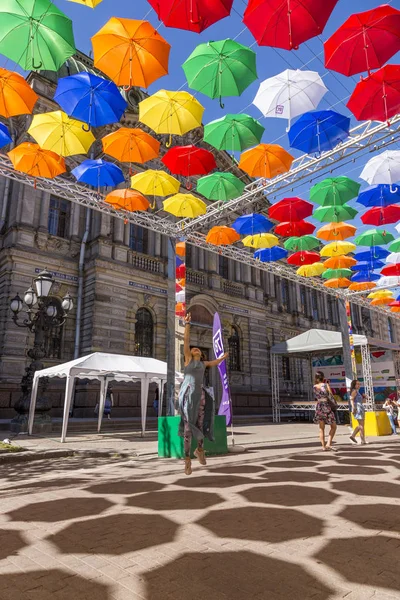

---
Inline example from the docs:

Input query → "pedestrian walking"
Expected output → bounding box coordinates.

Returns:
[383,396,398,435]
[313,371,337,451]
[349,380,367,445]
[179,313,228,475]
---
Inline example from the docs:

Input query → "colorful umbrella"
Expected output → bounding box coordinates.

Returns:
[297,262,326,277]
[0,0,75,71]
[381,264,400,277]
[320,241,356,257]
[386,253,400,264]
[7,142,66,179]
[377,275,400,288]
[197,172,245,201]
[104,189,150,212]
[68,0,102,6]
[351,260,384,271]
[54,73,127,128]
[0,68,38,118]
[163,193,206,218]
[232,213,273,235]
[322,268,352,280]
[176,242,186,258]
[284,235,319,252]
[310,176,360,207]
[139,90,204,146]
[389,300,400,307]
[349,282,377,291]
[206,226,240,246]
[360,151,400,186]
[347,65,400,123]
[389,239,400,253]
[28,111,95,157]
[204,114,264,152]
[275,220,315,237]
[354,228,394,247]
[147,0,234,33]
[244,0,339,50]
[354,247,390,261]
[102,128,160,167]
[254,247,287,262]
[288,110,350,155]
[351,271,380,283]
[324,256,357,269]
[92,18,170,89]
[239,144,293,179]
[316,222,356,242]
[368,289,393,299]
[72,159,125,188]
[324,278,351,289]
[242,233,278,249]
[182,39,257,106]
[370,297,393,306]
[357,184,400,208]
[176,264,186,279]
[268,197,313,222]
[0,123,12,148]
[130,170,180,196]
[313,204,357,223]
[287,251,320,266]
[361,205,400,226]
[391,306,400,313]
[253,69,327,126]
[162,145,216,177]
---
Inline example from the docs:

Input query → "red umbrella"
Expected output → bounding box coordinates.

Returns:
[361,204,400,226]
[243,0,338,50]
[389,300,400,307]
[287,251,320,266]
[268,197,313,222]
[347,65,400,123]
[162,145,216,177]
[324,5,400,76]
[176,264,186,279]
[275,220,315,237]
[381,264,400,277]
[147,0,233,33]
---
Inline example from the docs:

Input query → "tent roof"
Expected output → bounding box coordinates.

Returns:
[271,329,368,356]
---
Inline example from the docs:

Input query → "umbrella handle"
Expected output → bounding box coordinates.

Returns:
[186,181,193,191]
[82,123,91,133]
[32,60,42,70]
[219,97,225,109]
[122,85,132,91]
[166,135,172,148]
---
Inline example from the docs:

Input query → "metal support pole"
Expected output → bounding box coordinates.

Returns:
[338,299,357,391]
[271,353,280,423]
[166,237,176,416]
[361,343,375,411]
[393,351,400,398]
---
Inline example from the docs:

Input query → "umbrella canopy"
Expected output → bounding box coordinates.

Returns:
[197,172,245,201]
[361,205,400,226]
[284,235,319,252]
[324,256,357,269]
[176,264,186,279]
[68,0,102,6]
[54,73,127,128]
[0,123,12,148]
[239,144,293,178]
[389,300,400,307]
[310,176,360,206]
[206,226,240,246]
[28,111,95,157]
[130,170,180,196]
[0,0,75,71]
[313,204,357,223]
[351,271,380,283]
[102,128,160,165]
[232,213,273,236]
[0,68,38,118]
[377,275,400,288]
[347,65,400,123]
[391,306,400,313]
[92,18,170,88]
[288,110,350,155]
[72,159,125,187]
[354,247,390,261]
[316,222,356,242]
[351,260,384,271]
[390,239,400,253]
[354,228,394,247]
[244,0,338,50]
[386,252,400,264]
[104,189,150,212]
[176,242,186,258]
[163,193,206,218]
[324,278,351,289]
[253,69,327,124]
[322,268,352,280]
[370,297,393,306]
[7,142,66,178]
[381,264,400,277]
[287,251,320,266]
[182,39,257,105]
[297,262,326,277]
[242,233,278,249]
[275,220,315,237]
[349,281,377,291]
[254,246,288,262]
[360,150,400,186]
[268,197,313,222]
[162,145,216,177]
[147,0,233,33]
[357,184,400,208]
[204,114,264,152]
[368,289,393,299]
[324,5,400,76]
[320,241,356,257]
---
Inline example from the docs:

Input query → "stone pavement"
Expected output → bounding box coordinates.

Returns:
[1,424,400,600]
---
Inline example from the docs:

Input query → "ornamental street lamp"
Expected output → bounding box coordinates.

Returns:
[9,269,74,433]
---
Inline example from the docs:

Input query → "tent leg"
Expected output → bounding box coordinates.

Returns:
[141,376,150,437]
[98,378,108,434]
[361,343,375,411]
[61,376,75,443]
[271,354,280,423]
[28,376,40,435]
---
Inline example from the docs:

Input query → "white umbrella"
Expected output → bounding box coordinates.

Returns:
[394,223,400,235]
[360,150,400,186]
[376,276,400,287]
[253,69,327,129]
[385,252,400,264]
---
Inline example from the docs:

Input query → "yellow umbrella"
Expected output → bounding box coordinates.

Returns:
[139,90,204,146]
[163,193,206,218]
[297,263,326,277]
[28,111,95,157]
[242,233,279,249]
[320,241,356,257]
[367,290,393,299]
[68,0,102,6]
[130,170,180,196]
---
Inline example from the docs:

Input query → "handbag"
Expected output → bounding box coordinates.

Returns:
[327,392,338,411]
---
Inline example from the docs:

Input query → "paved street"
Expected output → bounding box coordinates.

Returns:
[1,424,400,600]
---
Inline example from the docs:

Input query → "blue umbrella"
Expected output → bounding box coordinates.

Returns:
[288,110,350,155]
[54,73,127,129]
[351,271,380,282]
[0,123,12,148]
[354,247,390,261]
[254,247,288,262]
[72,159,125,187]
[351,260,385,271]
[232,213,273,235]
[357,184,400,208]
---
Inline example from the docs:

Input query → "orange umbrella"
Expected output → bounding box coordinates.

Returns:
[323,278,351,288]
[316,222,356,241]
[8,143,66,179]
[348,281,377,292]
[102,128,160,168]
[391,306,400,313]
[104,189,150,212]
[176,241,186,257]
[370,297,393,306]
[239,144,293,179]
[92,18,171,89]
[206,226,240,246]
[324,256,357,269]
[0,68,38,118]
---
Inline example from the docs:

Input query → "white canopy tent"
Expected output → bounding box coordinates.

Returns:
[28,353,175,442]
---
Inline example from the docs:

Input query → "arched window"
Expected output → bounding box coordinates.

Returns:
[135,308,153,357]
[228,326,241,371]
[44,297,64,359]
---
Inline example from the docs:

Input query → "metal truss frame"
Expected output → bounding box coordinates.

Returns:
[271,353,280,423]
[361,343,375,411]
[279,403,349,411]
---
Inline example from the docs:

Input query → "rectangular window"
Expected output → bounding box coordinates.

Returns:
[312,291,319,320]
[327,297,333,323]
[129,224,148,253]
[219,255,229,279]
[300,286,306,314]
[48,197,70,238]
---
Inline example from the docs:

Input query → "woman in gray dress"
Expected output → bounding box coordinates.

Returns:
[179,313,228,475]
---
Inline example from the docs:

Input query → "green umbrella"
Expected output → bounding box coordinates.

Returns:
[389,239,400,253]
[197,172,245,201]
[204,113,264,152]
[310,177,361,207]
[284,235,319,252]
[322,268,353,279]
[182,39,257,107]
[313,204,358,223]
[354,228,395,247]
[0,0,75,71]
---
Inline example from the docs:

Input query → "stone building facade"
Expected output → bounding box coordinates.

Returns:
[0,52,398,422]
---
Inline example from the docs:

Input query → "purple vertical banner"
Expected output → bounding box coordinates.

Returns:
[213,312,232,426]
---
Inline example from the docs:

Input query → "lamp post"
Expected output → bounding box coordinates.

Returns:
[9,269,74,433]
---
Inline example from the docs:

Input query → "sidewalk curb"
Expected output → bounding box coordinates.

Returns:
[0,449,137,464]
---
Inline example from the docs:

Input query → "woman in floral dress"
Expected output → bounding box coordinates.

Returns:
[313,371,337,451]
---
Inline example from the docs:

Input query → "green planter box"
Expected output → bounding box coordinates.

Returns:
[158,415,228,458]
